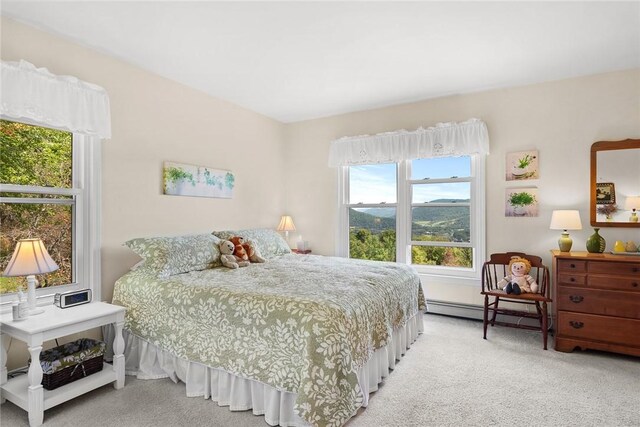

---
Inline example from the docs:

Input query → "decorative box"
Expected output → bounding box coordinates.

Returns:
[34,338,106,390]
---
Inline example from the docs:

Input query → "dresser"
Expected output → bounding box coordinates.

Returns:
[551,250,640,357]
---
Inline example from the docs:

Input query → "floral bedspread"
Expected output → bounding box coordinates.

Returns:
[112,254,425,427]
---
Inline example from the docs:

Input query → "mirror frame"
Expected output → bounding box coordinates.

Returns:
[590,138,640,227]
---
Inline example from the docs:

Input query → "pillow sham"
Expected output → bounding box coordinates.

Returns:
[212,228,291,259]
[124,233,222,278]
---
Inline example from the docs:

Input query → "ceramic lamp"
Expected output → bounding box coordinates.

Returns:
[550,210,582,252]
[2,238,59,315]
[624,196,640,223]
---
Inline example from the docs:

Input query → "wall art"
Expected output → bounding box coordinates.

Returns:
[163,161,235,199]
[505,187,539,217]
[506,150,539,181]
[595,182,616,204]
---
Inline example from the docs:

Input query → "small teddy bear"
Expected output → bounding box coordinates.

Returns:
[219,239,248,269]
[497,256,539,295]
[230,236,266,263]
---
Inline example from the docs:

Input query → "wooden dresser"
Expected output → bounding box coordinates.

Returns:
[551,250,640,356]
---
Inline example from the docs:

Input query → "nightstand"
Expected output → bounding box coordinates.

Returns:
[0,302,126,426]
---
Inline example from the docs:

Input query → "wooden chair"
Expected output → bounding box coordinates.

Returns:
[481,252,552,349]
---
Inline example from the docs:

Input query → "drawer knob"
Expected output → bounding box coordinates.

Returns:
[569,321,584,329]
[570,277,576,282]
[569,295,584,303]
[570,263,576,268]
[632,283,638,288]
[633,268,638,273]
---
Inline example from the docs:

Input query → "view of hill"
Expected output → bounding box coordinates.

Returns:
[351,199,470,242]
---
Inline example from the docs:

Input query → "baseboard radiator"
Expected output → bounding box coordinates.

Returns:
[426,299,549,329]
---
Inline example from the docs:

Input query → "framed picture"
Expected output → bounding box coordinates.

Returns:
[506,150,539,181]
[595,182,616,204]
[505,187,539,217]
[163,161,235,199]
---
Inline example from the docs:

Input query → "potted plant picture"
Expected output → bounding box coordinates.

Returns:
[596,203,619,222]
[506,188,539,217]
[506,150,539,180]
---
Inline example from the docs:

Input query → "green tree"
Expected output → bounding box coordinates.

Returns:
[0,120,73,294]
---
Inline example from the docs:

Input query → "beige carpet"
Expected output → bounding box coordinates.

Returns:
[2,314,639,427]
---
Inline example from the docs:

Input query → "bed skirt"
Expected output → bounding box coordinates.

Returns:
[115,312,423,427]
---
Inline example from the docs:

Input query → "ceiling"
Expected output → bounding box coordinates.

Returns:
[2,1,640,123]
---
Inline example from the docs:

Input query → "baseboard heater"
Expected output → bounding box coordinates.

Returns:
[425,299,548,329]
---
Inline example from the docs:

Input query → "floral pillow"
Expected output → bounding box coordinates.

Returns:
[212,228,291,259]
[124,233,222,278]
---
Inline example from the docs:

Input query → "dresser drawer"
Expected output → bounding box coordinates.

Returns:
[588,275,640,292]
[557,273,587,286]
[557,311,640,347]
[557,287,640,318]
[588,261,640,276]
[557,259,587,273]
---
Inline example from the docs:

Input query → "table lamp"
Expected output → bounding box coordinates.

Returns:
[624,196,640,223]
[276,215,296,242]
[2,238,59,315]
[549,210,582,252]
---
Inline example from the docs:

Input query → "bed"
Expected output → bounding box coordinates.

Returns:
[111,230,425,427]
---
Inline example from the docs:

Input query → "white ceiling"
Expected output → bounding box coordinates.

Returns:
[2,1,640,123]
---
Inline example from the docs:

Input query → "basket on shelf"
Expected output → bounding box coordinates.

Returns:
[31,338,106,390]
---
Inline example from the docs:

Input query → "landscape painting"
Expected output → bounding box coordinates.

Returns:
[163,161,235,199]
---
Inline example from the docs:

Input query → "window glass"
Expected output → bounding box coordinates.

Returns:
[0,120,74,295]
[412,246,472,267]
[411,206,470,242]
[349,207,396,262]
[412,182,470,203]
[411,156,470,180]
[349,163,397,204]
[0,120,72,188]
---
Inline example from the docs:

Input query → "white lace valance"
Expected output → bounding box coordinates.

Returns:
[1,60,111,139]
[328,118,489,167]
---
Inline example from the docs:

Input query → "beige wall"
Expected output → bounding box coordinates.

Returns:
[2,17,286,369]
[284,69,640,305]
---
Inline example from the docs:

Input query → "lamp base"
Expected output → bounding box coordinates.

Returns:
[558,231,573,252]
[630,212,638,223]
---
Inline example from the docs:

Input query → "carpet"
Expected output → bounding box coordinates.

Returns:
[2,314,638,426]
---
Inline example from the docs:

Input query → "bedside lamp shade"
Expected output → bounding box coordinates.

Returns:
[3,238,59,315]
[550,210,582,252]
[624,196,640,222]
[277,215,296,245]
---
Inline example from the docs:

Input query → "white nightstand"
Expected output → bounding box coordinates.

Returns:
[0,302,126,426]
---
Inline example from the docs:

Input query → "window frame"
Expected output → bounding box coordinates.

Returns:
[0,117,101,309]
[337,155,485,279]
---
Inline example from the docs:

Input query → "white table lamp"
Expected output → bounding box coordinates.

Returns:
[276,215,296,241]
[550,210,582,252]
[624,196,640,223]
[3,238,59,315]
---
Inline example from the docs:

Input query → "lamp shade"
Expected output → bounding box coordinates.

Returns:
[276,215,296,232]
[624,196,640,211]
[2,238,59,277]
[549,210,582,230]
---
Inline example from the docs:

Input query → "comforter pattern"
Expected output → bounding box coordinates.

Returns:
[112,254,425,427]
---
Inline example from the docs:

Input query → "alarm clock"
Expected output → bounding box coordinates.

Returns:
[54,289,92,308]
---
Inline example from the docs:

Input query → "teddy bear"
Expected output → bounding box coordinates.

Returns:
[219,239,249,269]
[230,236,266,263]
[497,256,539,295]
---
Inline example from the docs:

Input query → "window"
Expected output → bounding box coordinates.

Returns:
[0,119,100,300]
[339,155,485,278]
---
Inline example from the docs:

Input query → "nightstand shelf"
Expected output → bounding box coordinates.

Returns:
[0,302,126,426]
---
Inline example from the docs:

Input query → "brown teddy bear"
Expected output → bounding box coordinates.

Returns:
[230,236,265,263]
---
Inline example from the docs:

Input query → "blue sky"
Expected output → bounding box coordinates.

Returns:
[349,157,470,204]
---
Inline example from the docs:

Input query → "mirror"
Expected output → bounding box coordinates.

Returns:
[590,139,640,227]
